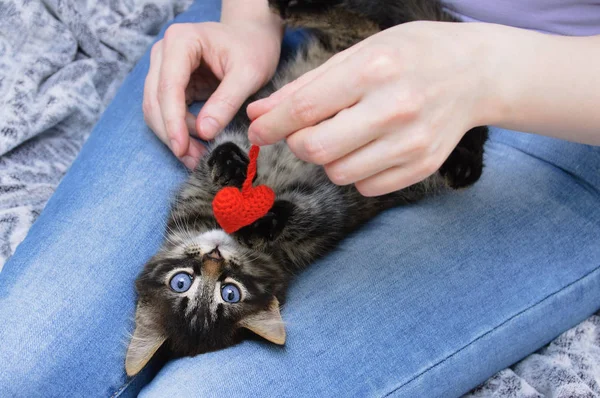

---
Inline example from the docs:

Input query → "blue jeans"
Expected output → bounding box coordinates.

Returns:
[1,1,599,397]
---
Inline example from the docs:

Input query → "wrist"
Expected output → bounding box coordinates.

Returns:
[222,0,284,68]
[221,0,284,41]
[461,23,514,128]
[468,23,550,130]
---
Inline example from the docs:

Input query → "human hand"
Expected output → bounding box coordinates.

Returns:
[248,21,496,196]
[144,20,282,169]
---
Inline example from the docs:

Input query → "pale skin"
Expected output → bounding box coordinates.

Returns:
[144,0,600,196]
[143,0,283,169]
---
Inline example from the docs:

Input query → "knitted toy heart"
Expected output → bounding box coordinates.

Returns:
[212,145,275,234]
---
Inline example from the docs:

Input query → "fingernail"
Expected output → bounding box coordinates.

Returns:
[200,117,219,138]
[250,98,265,108]
[185,113,198,136]
[181,156,198,170]
[170,139,180,155]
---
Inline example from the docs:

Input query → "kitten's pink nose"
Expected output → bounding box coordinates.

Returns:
[206,248,222,261]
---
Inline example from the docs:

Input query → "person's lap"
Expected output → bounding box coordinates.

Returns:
[1,1,599,397]
[137,129,600,397]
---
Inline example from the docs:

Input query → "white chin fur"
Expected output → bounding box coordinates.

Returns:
[191,229,236,260]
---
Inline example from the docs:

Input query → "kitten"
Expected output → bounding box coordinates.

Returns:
[126,0,488,376]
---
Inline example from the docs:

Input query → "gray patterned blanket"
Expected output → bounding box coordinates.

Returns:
[0,1,598,396]
[0,0,191,267]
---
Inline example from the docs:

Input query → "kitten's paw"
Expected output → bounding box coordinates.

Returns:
[208,142,249,188]
[236,200,295,245]
[439,147,483,189]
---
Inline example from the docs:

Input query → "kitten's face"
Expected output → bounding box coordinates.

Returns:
[125,229,287,376]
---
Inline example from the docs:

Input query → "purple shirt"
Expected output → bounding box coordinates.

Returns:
[443,0,600,36]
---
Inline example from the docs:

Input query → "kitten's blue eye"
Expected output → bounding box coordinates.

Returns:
[170,272,193,293]
[221,284,241,303]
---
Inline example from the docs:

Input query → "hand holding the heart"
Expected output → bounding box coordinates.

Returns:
[247,21,499,196]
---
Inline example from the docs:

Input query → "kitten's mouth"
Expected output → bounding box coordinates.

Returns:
[206,247,222,261]
[190,229,235,260]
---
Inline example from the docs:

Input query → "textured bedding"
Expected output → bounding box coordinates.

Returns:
[0,1,598,396]
[0,0,191,266]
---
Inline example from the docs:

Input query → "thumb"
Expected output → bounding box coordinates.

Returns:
[197,68,262,140]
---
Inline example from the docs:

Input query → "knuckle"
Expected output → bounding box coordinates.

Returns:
[150,41,162,58]
[142,99,153,118]
[302,135,328,164]
[360,47,398,83]
[163,24,185,41]
[384,138,407,161]
[369,111,391,130]
[157,79,176,99]
[212,93,239,113]
[289,94,318,125]
[371,89,424,130]
[410,132,430,154]
[164,118,180,139]
[393,89,424,119]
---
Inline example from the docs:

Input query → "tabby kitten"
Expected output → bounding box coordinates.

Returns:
[125,0,488,376]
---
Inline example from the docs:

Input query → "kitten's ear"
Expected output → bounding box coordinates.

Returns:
[239,297,286,345]
[125,303,166,376]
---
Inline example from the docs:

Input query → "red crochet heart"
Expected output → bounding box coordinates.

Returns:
[212,145,276,234]
[213,184,275,234]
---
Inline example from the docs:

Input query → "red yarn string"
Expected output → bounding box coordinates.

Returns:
[242,145,260,194]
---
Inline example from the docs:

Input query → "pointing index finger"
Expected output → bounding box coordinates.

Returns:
[248,56,362,146]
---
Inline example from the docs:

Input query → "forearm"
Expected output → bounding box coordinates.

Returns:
[221,0,284,39]
[480,24,600,145]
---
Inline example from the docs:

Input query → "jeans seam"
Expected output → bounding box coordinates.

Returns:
[110,376,137,398]
[111,375,139,398]
[491,139,600,199]
[381,263,600,397]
